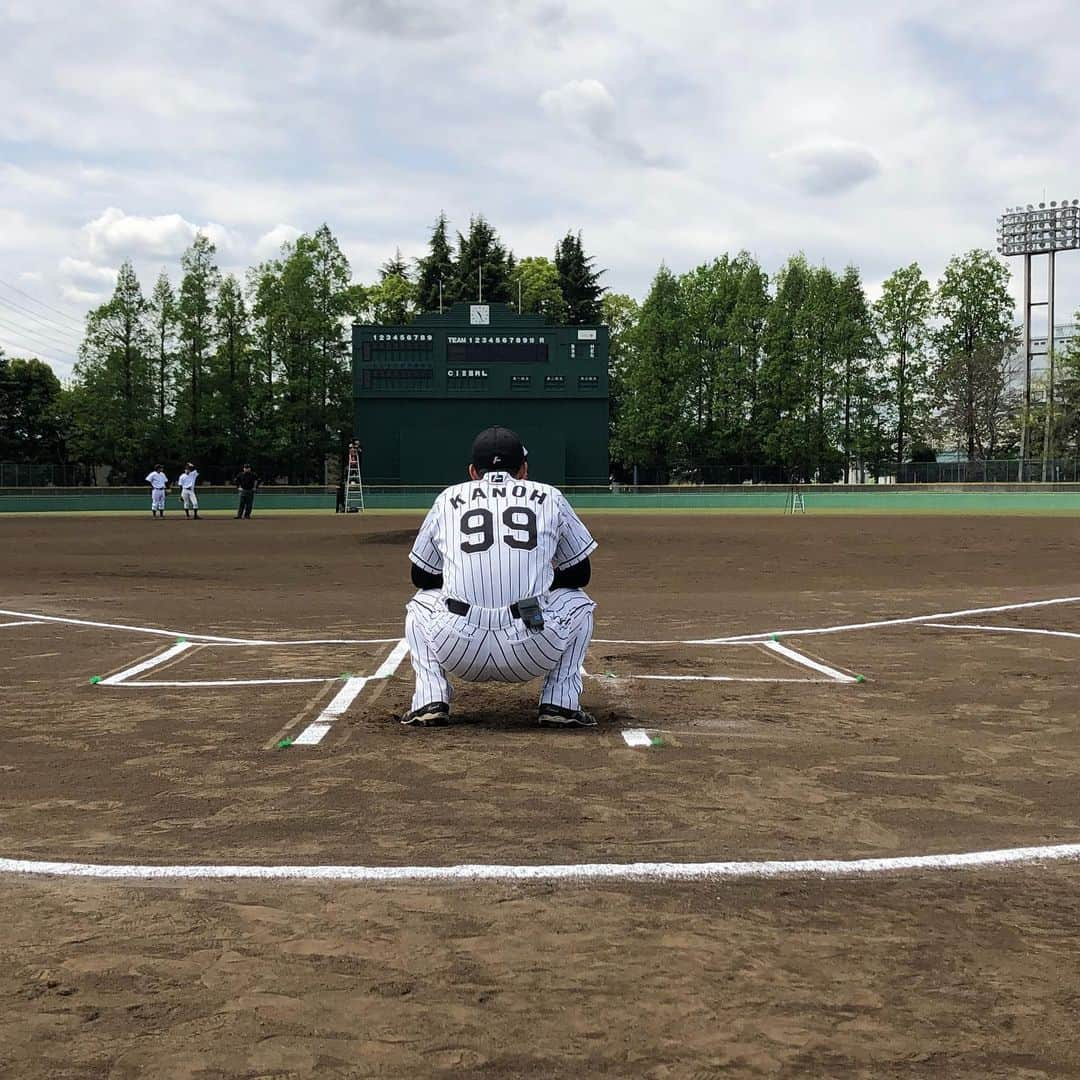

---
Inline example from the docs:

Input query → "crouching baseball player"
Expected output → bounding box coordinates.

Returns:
[403,426,597,729]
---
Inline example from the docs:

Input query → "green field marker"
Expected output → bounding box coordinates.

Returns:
[276,737,293,749]
[604,671,617,679]
[855,674,866,683]
[88,675,102,684]
[770,634,780,642]
[650,736,666,748]
[341,672,352,679]
[176,637,186,644]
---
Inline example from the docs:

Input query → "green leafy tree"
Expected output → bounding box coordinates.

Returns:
[209,274,253,466]
[366,253,417,324]
[147,270,177,458]
[760,255,813,478]
[874,263,933,471]
[610,265,688,474]
[453,215,514,304]
[176,235,221,458]
[70,261,154,480]
[834,265,876,479]
[414,212,456,313]
[555,231,606,324]
[512,256,567,321]
[602,292,640,462]
[933,250,1016,460]
[729,256,770,466]
[0,353,66,465]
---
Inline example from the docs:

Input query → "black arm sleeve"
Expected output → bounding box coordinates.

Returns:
[411,563,444,590]
[551,556,591,590]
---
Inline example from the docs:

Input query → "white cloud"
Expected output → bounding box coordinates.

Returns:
[254,224,303,259]
[771,139,882,196]
[538,79,665,166]
[58,257,117,304]
[83,208,233,260]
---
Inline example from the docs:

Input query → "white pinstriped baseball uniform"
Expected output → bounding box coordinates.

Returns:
[405,470,597,712]
[145,470,168,511]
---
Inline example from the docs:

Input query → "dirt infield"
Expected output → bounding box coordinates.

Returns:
[3,511,1080,1077]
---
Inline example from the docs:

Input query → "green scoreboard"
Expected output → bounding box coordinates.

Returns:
[353,302,608,487]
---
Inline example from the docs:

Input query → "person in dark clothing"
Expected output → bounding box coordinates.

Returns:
[234,464,259,518]
[336,475,347,513]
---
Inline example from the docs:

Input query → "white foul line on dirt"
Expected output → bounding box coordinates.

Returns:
[0,607,400,646]
[763,639,857,682]
[626,674,836,683]
[925,623,1080,641]
[703,595,1080,645]
[0,620,44,629]
[4,841,1080,883]
[291,640,411,746]
[100,641,192,685]
[294,677,371,745]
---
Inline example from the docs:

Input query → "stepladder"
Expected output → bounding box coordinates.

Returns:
[786,486,805,514]
[345,443,364,513]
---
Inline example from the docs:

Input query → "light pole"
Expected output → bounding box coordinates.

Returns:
[997,200,1080,481]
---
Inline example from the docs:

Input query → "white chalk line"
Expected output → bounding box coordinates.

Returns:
[126,677,338,688]
[100,641,192,685]
[292,640,410,746]
[0,620,45,629]
[621,674,836,683]
[4,841,1080,882]
[707,595,1080,644]
[925,623,1080,641]
[0,608,399,646]
[763,639,857,682]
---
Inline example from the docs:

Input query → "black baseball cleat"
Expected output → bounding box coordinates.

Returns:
[401,701,450,727]
[538,704,597,728]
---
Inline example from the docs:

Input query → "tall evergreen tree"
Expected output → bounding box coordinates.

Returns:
[453,215,514,304]
[147,270,177,456]
[70,260,154,480]
[834,265,876,479]
[874,263,933,472]
[176,235,221,458]
[554,231,606,324]
[414,212,456,313]
[610,264,688,474]
[210,274,252,467]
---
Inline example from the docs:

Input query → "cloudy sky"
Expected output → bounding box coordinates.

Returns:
[3,0,1080,379]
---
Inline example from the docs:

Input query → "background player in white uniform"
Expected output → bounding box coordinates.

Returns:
[145,466,169,518]
[177,463,200,519]
[403,426,598,729]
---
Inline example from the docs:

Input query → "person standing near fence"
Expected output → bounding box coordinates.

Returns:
[178,463,200,519]
[234,464,259,519]
[145,465,169,518]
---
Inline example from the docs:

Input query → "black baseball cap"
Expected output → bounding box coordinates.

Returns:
[471,426,528,472]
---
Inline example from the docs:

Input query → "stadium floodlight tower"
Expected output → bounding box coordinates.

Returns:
[997,200,1080,481]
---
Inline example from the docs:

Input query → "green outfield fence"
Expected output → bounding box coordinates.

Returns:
[5,483,1080,513]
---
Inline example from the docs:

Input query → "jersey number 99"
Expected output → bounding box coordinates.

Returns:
[460,507,538,553]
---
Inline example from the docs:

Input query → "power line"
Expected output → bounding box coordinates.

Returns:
[0,277,85,328]
[0,315,80,353]
[0,334,72,367]
[0,294,84,342]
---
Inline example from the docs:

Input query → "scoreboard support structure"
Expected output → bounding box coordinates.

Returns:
[352,303,609,488]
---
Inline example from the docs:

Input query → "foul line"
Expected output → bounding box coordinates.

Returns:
[3,841,1080,882]
[0,620,44,629]
[292,640,411,746]
[926,623,1080,641]
[701,595,1080,644]
[0,608,399,646]
[763,639,856,682]
[100,641,191,685]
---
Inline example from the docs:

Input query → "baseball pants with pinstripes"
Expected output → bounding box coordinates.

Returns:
[405,589,595,712]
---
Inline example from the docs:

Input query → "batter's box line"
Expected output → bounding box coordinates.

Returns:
[585,639,856,686]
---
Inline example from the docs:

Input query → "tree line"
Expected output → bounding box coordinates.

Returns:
[606,249,1080,482]
[3,213,1080,486]
[1,216,604,484]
